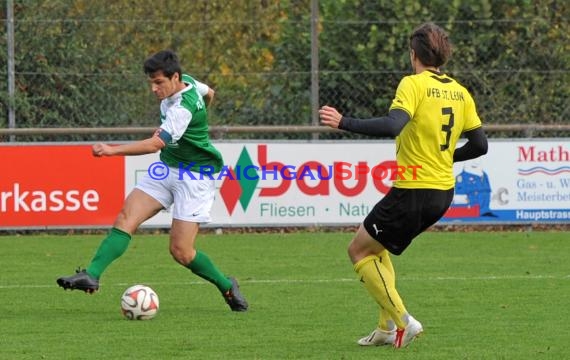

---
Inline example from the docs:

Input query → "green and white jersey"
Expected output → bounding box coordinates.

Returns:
[157,74,223,173]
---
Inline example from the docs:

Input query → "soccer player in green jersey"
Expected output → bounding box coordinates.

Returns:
[319,23,487,347]
[57,50,248,312]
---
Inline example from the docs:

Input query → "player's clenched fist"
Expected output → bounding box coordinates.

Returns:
[319,105,343,129]
[92,143,114,157]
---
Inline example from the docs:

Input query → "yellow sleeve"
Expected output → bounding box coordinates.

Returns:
[389,76,419,119]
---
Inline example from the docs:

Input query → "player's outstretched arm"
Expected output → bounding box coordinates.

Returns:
[92,136,165,157]
[319,105,409,137]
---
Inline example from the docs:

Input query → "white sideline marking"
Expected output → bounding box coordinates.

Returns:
[0,274,568,289]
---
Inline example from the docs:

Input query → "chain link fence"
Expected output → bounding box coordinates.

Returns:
[1,1,568,141]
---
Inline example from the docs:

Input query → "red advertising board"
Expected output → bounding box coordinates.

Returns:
[0,145,124,227]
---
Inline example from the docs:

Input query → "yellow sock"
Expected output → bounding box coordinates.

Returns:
[380,308,396,331]
[377,250,396,330]
[378,250,394,277]
[354,255,408,329]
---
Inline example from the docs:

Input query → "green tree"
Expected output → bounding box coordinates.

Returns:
[1,0,568,141]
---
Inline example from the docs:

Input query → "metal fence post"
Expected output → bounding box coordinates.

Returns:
[310,0,320,140]
[7,0,16,142]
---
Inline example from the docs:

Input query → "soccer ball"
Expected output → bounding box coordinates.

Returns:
[120,285,159,320]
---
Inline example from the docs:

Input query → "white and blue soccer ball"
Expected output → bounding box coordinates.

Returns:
[120,284,159,320]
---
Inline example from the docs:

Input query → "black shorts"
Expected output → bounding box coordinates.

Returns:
[363,187,454,255]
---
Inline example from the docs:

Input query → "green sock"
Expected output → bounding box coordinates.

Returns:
[187,250,232,293]
[86,227,131,279]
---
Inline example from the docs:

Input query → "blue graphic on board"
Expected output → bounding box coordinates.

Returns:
[441,157,570,223]
[454,161,495,217]
[443,159,499,221]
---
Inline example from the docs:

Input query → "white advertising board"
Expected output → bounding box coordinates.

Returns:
[124,140,570,227]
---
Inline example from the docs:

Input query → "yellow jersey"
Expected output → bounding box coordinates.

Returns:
[389,70,482,190]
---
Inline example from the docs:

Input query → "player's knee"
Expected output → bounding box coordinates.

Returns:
[169,244,195,265]
[114,208,126,222]
[347,237,377,263]
[113,208,135,233]
[347,240,360,261]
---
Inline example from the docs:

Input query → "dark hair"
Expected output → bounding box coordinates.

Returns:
[409,23,452,67]
[143,50,182,78]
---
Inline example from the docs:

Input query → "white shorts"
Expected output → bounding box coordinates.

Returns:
[135,166,215,223]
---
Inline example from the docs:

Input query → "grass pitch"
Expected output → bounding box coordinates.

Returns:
[0,230,568,359]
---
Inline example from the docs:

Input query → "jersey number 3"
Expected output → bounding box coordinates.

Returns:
[440,107,455,151]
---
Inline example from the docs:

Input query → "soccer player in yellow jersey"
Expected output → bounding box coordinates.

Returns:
[319,23,488,348]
